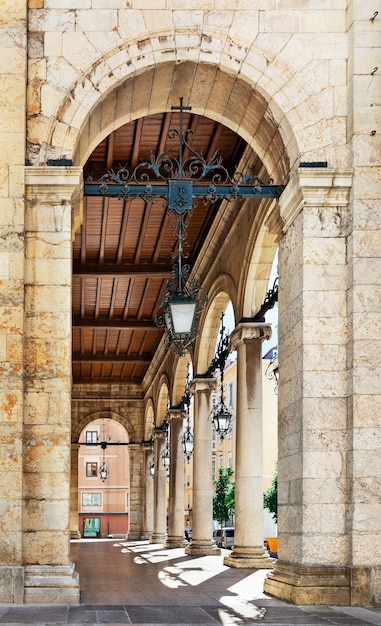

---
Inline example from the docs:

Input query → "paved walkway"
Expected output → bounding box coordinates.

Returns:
[0,539,380,625]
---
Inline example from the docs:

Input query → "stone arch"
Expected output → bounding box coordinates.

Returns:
[33,22,336,178]
[238,198,280,319]
[144,400,155,441]
[69,59,292,180]
[38,27,336,174]
[72,409,135,443]
[196,274,236,375]
[171,354,192,407]
[156,376,170,427]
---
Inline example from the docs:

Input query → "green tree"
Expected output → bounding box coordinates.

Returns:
[263,464,278,523]
[213,467,235,527]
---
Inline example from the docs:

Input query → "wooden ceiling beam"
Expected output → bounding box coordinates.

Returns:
[73,315,159,330]
[72,376,142,385]
[73,353,151,363]
[73,262,172,277]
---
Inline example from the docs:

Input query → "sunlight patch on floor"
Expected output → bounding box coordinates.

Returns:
[227,569,269,600]
[158,554,228,588]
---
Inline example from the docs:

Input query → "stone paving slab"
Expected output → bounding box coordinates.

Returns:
[0,603,381,625]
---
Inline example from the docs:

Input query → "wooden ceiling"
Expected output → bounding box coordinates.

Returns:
[72,110,249,386]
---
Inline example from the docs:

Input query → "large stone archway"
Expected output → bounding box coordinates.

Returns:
[1,0,380,607]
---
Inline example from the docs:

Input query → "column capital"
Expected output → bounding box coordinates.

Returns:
[230,322,271,350]
[190,377,217,395]
[25,165,84,235]
[280,167,352,233]
[168,408,184,421]
[25,165,83,198]
[152,428,167,441]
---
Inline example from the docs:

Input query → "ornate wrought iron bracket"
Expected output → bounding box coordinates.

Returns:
[251,277,278,322]
[84,98,285,206]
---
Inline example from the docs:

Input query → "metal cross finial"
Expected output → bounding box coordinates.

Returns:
[171,97,192,178]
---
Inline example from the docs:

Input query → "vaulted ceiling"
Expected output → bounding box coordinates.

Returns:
[72,110,251,386]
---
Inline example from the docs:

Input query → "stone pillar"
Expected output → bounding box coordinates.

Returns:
[141,445,154,540]
[128,444,144,540]
[22,167,82,604]
[150,429,167,544]
[70,445,81,539]
[186,378,220,556]
[0,0,27,603]
[165,409,188,548]
[224,322,274,569]
[264,168,352,604]
[346,9,381,606]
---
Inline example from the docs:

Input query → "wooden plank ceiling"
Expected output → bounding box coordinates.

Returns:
[72,110,249,385]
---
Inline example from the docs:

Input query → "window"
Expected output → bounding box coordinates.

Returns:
[212,430,216,451]
[228,451,233,468]
[229,382,234,406]
[212,456,216,482]
[86,431,98,444]
[86,462,98,477]
[228,416,233,439]
[82,493,101,506]
[219,455,223,469]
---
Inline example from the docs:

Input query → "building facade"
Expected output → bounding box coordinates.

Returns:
[1,0,380,607]
[77,418,130,539]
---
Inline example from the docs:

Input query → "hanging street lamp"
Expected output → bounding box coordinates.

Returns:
[154,99,208,356]
[161,411,170,468]
[99,461,109,482]
[149,461,155,478]
[99,429,109,482]
[180,364,194,461]
[209,312,233,440]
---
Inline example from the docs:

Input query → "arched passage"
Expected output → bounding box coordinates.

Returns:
[76,417,130,539]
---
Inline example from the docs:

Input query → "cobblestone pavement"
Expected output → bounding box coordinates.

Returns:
[0,540,380,625]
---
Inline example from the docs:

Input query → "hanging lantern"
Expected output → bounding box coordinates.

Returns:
[181,363,194,460]
[99,461,109,482]
[209,312,232,440]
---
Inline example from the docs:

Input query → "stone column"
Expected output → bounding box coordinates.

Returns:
[22,167,82,604]
[186,378,220,556]
[225,322,274,569]
[264,168,352,604]
[165,409,188,548]
[141,445,154,540]
[70,445,81,539]
[150,429,167,544]
[128,444,144,540]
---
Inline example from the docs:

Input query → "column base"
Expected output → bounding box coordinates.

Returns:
[185,540,221,556]
[264,562,350,605]
[24,562,80,604]
[140,532,152,540]
[0,567,24,603]
[164,536,189,549]
[224,546,276,569]
[70,530,81,540]
[127,531,142,541]
[149,533,167,544]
